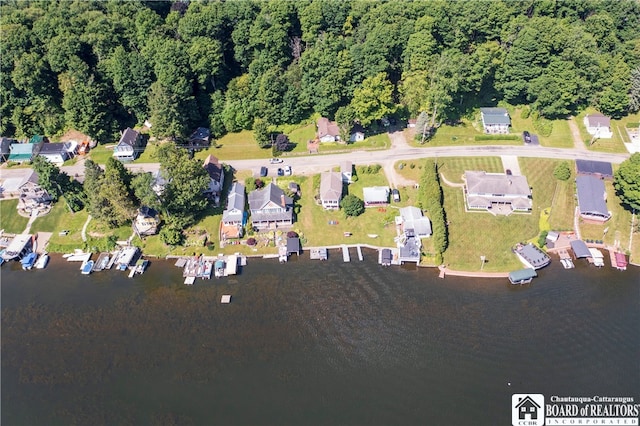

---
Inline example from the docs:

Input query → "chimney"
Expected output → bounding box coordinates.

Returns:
[281,194,286,207]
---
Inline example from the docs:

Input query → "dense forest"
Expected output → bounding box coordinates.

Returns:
[2,0,640,144]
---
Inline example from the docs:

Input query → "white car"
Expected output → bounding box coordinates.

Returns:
[284,165,292,176]
[269,158,283,164]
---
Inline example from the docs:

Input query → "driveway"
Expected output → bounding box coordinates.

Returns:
[568,117,587,150]
[500,155,521,175]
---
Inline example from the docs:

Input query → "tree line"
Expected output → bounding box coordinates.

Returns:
[2,0,640,144]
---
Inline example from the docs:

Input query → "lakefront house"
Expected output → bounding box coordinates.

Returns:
[248,183,293,230]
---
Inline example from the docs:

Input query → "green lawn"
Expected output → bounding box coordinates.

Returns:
[37,206,89,253]
[0,199,29,233]
[438,157,504,183]
[194,130,269,162]
[87,144,114,164]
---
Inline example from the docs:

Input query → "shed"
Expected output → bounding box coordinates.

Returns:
[570,240,591,258]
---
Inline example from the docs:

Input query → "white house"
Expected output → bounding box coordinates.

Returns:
[222,182,246,238]
[248,183,293,230]
[113,128,143,162]
[480,108,511,134]
[319,172,343,210]
[203,154,225,206]
[349,124,365,142]
[464,171,532,212]
[38,141,76,164]
[363,186,390,207]
[397,206,432,238]
[583,113,613,139]
[317,117,341,142]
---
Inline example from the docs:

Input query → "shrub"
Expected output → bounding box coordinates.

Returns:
[160,226,183,245]
[340,194,365,217]
[553,161,572,181]
[287,231,298,238]
[474,135,520,141]
[538,230,549,247]
[520,106,530,119]
[246,237,257,246]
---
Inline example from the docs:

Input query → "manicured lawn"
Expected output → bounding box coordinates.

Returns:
[194,130,269,162]
[575,108,633,153]
[437,157,503,184]
[39,206,89,253]
[0,199,29,233]
[30,199,70,233]
[580,180,634,249]
[287,123,317,151]
[547,179,576,231]
[87,144,114,164]
[296,171,397,248]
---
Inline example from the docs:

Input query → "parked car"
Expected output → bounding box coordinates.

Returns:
[284,165,292,176]
[260,166,268,177]
[277,168,284,176]
[522,131,531,143]
[506,169,512,176]
[269,158,283,164]
[392,188,400,202]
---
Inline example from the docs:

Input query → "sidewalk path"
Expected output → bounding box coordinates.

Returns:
[81,214,92,242]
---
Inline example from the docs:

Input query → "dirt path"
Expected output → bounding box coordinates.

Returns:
[567,117,587,150]
[81,215,92,242]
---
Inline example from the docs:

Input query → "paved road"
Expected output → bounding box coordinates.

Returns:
[61,139,630,181]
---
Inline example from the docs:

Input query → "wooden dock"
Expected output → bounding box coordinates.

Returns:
[342,245,350,262]
[356,245,363,261]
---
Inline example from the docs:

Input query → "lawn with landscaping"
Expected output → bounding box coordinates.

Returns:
[0,199,29,234]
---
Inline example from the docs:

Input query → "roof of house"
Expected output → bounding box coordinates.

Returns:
[38,142,68,155]
[1,137,16,154]
[203,155,223,181]
[399,206,432,236]
[137,206,158,219]
[248,183,292,211]
[320,172,343,201]
[576,175,609,217]
[585,113,610,128]
[570,239,591,258]
[399,236,421,260]
[480,108,511,125]
[29,135,45,144]
[317,117,340,138]
[351,123,365,135]
[575,160,613,177]
[341,161,352,174]
[8,143,34,161]
[465,171,531,196]
[223,182,246,222]
[0,168,39,192]
[286,237,301,254]
[190,127,210,142]
[118,128,140,147]
[288,182,299,192]
[515,396,541,409]
[363,186,390,203]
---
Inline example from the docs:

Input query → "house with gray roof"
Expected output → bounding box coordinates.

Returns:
[189,127,210,147]
[38,142,76,164]
[248,183,293,230]
[397,206,432,238]
[222,182,246,238]
[113,128,143,162]
[320,172,343,210]
[576,175,611,222]
[464,171,532,213]
[575,160,613,179]
[363,186,389,207]
[341,161,353,183]
[583,113,612,139]
[1,137,16,163]
[203,154,225,205]
[398,234,421,264]
[480,108,511,134]
[133,206,160,237]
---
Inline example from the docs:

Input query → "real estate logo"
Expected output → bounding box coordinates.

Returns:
[512,394,545,426]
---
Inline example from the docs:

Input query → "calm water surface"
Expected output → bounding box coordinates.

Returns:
[1,250,638,425]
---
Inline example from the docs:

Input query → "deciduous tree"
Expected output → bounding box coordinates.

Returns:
[614,153,640,211]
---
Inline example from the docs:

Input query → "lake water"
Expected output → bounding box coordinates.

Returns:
[1,250,638,425]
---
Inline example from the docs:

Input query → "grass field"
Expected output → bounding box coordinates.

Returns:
[0,199,29,233]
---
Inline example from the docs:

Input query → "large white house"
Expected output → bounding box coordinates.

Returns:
[464,171,532,213]
[113,128,143,162]
[480,108,511,134]
[583,113,613,139]
[319,172,343,210]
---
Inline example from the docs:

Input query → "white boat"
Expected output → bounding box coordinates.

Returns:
[67,252,92,262]
[34,253,49,269]
[81,260,94,275]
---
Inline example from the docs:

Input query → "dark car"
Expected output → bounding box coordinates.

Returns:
[523,131,531,143]
[260,166,268,177]
[506,169,512,175]
[392,188,400,202]
[277,168,284,176]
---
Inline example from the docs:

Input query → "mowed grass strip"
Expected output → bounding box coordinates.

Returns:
[0,199,29,233]
[437,157,503,184]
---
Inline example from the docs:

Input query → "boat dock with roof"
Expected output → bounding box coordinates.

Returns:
[1,234,33,261]
[509,268,537,284]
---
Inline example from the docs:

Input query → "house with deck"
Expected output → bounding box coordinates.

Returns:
[222,182,246,238]
[203,154,225,206]
[248,183,293,230]
[464,171,532,213]
[584,113,613,139]
[363,186,390,207]
[133,206,160,237]
[113,128,143,162]
[320,172,343,210]
[576,175,611,222]
[397,206,432,238]
[480,108,511,134]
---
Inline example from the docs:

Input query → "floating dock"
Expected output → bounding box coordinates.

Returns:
[357,245,363,261]
[310,248,328,260]
[342,245,350,262]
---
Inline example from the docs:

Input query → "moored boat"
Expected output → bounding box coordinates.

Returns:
[34,252,49,269]
[81,260,94,275]
[21,252,38,270]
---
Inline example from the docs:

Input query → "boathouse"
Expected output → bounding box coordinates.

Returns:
[509,268,537,285]
[570,240,591,259]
